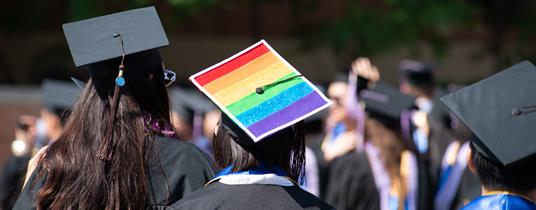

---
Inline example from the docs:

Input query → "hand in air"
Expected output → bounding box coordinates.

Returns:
[351,57,380,82]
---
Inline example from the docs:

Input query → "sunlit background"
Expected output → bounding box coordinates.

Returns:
[1,0,536,162]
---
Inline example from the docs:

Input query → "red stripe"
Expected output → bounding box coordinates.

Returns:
[194,44,270,86]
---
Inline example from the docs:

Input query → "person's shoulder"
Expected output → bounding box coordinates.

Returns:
[461,194,536,210]
[155,136,196,150]
[285,185,336,210]
[154,136,210,160]
[173,183,335,210]
[153,135,215,173]
[170,182,222,210]
[332,150,368,170]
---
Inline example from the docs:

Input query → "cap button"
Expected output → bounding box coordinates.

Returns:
[511,108,522,116]
[256,87,264,94]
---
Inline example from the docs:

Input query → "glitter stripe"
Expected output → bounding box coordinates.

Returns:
[248,92,327,137]
[194,44,270,86]
[226,72,300,116]
[237,82,313,127]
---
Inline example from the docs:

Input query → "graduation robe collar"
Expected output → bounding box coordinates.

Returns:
[461,193,536,210]
[207,164,295,187]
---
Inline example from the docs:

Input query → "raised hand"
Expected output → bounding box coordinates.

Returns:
[350,57,380,82]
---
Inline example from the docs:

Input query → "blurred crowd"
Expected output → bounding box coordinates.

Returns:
[0,56,480,210]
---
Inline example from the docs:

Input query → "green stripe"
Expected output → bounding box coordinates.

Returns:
[226,72,303,116]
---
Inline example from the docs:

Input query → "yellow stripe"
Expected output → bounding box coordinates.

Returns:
[212,61,293,106]
[203,52,279,94]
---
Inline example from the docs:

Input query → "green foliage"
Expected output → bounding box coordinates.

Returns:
[308,0,473,58]
[67,0,216,21]
[69,0,98,21]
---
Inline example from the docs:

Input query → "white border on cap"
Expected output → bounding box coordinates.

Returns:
[189,40,332,142]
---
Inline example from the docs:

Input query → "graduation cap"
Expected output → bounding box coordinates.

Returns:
[42,79,81,114]
[63,6,171,91]
[399,59,435,87]
[63,6,168,68]
[360,81,416,122]
[441,61,536,167]
[190,40,331,144]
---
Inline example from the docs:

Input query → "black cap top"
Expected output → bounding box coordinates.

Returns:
[42,79,80,111]
[399,59,435,86]
[63,6,169,67]
[361,81,416,121]
[441,61,536,167]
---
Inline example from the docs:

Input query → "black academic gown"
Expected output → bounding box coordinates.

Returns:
[325,151,380,210]
[0,155,31,210]
[172,181,334,210]
[404,116,437,210]
[13,136,216,210]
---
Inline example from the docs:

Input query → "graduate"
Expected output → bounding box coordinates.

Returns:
[441,61,536,210]
[398,59,450,210]
[40,80,81,144]
[172,40,334,210]
[14,7,215,209]
[0,80,80,210]
[321,73,360,163]
[434,85,481,210]
[399,59,452,160]
[0,117,36,210]
[325,60,419,210]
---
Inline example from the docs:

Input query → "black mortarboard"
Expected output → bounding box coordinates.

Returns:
[441,61,536,167]
[360,81,416,122]
[63,6,168,67]
[42,79,80,113]
[399,59,435,87]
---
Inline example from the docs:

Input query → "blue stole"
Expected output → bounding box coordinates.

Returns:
[412,128,428,154]
[435,142,471,210]
[329,123,346,144]
[462,194,536,210]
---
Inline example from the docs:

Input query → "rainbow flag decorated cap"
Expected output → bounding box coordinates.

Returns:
[190,40,332,142]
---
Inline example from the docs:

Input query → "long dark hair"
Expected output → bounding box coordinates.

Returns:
[35,50,172,210]
[213,119,305,182]
[364,116,408,209]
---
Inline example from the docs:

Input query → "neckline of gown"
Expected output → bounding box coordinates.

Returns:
[206,164,296,187]
[462,193,536,210]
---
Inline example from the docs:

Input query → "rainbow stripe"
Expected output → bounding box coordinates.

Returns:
[190,40,331,142]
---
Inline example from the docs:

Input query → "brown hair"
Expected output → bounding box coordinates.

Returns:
[35,50,172,210]
[365,116,407,209]
[212,120,305,182]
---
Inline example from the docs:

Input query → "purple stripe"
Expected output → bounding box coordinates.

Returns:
[248,92,328,137]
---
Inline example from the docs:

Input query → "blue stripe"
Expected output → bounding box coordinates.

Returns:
[237,81,313,127]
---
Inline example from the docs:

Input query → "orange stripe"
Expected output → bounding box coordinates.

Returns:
[203,52,280,94]
[195,44,270,86]
[211,61,294,106]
